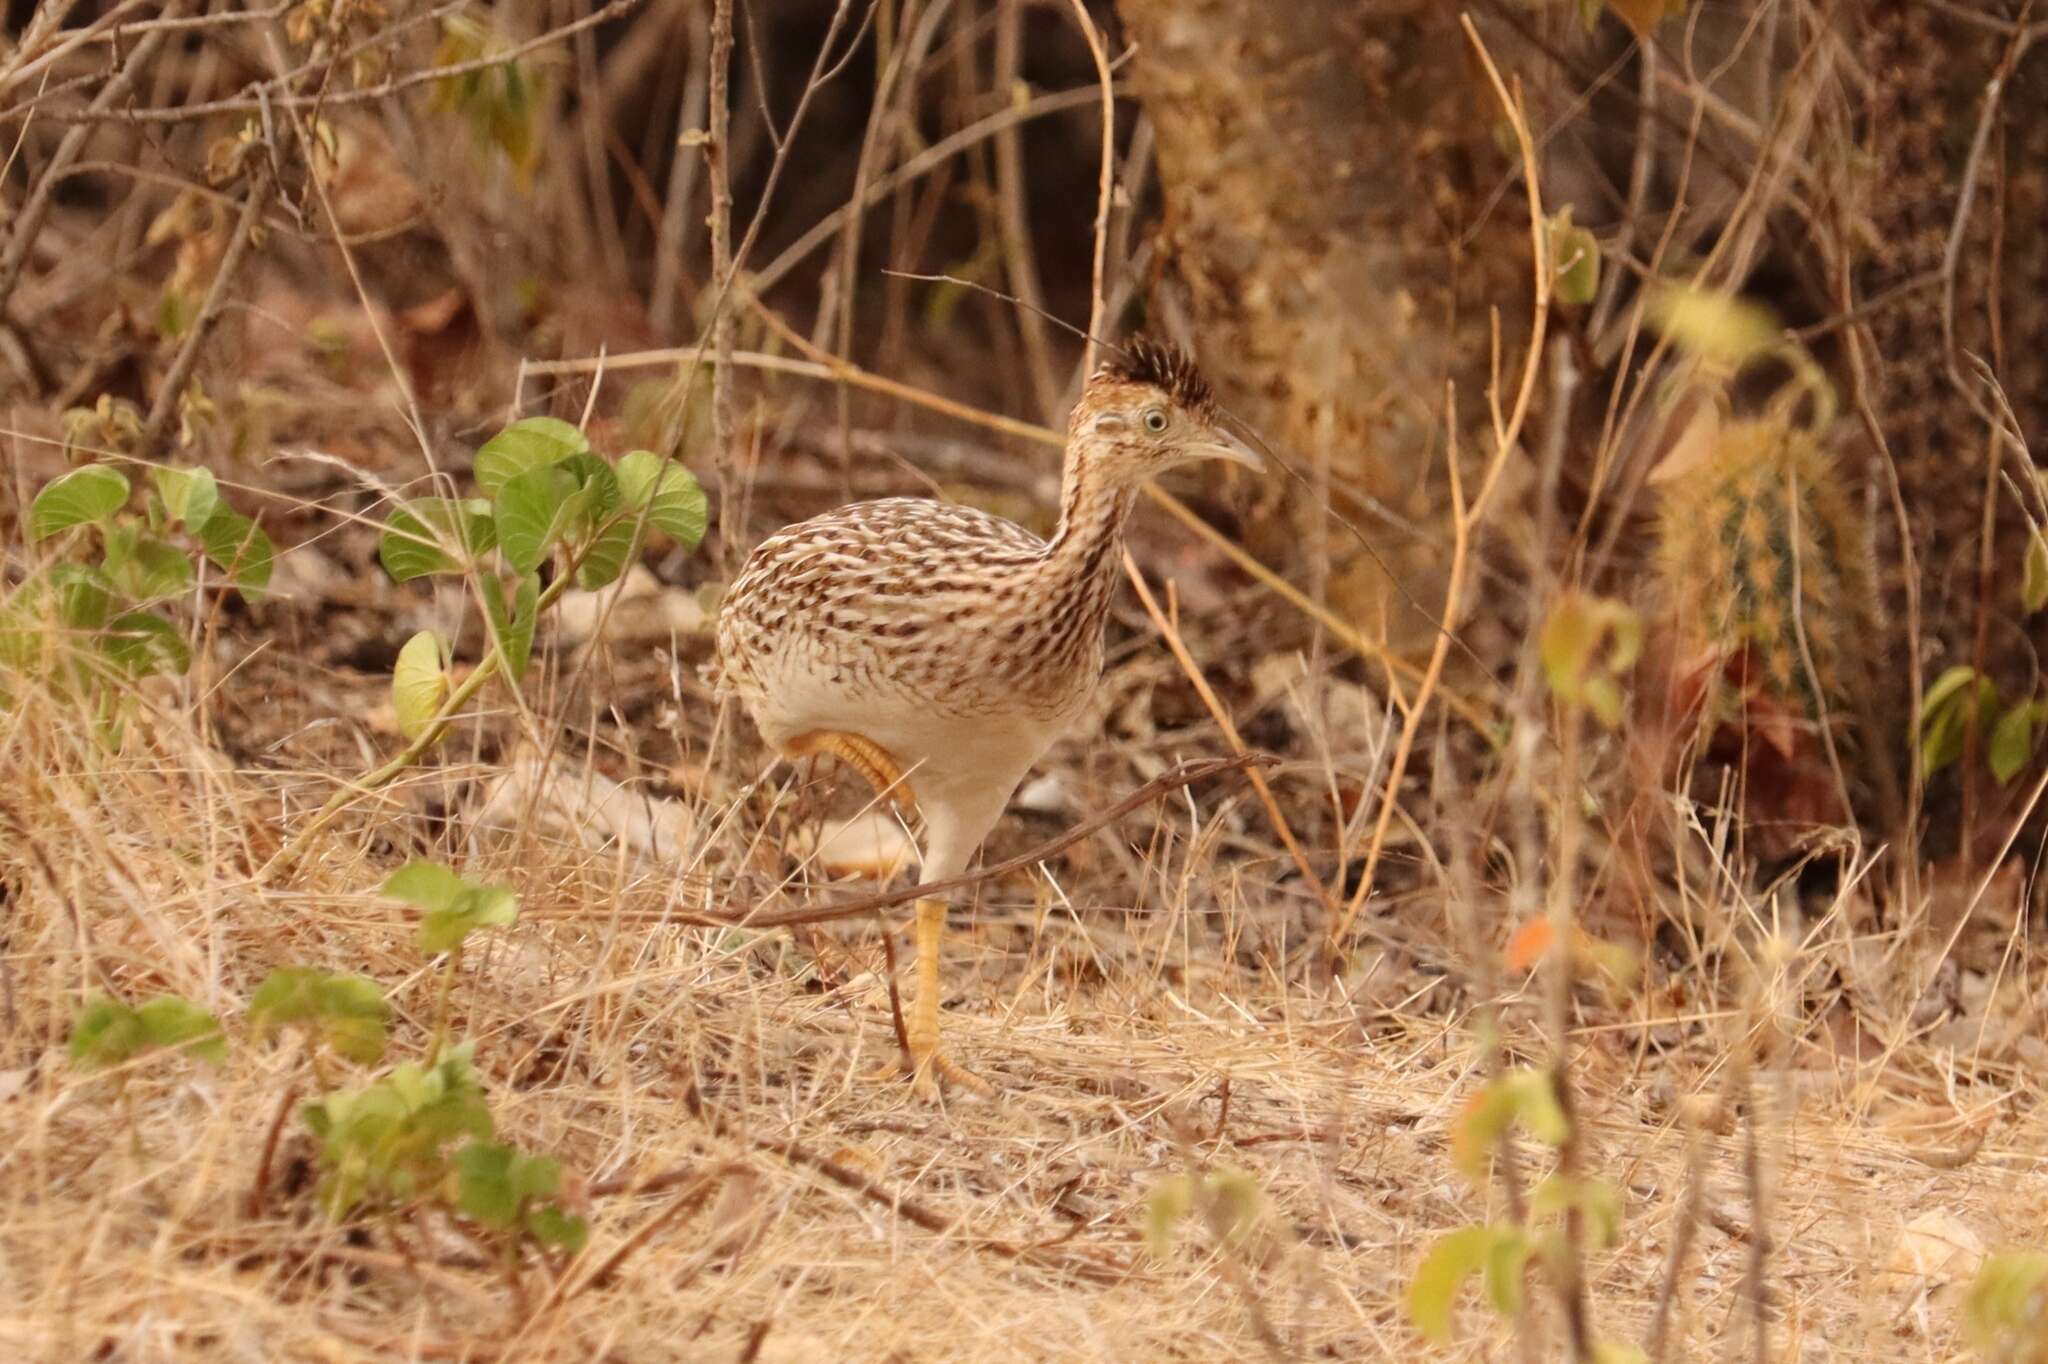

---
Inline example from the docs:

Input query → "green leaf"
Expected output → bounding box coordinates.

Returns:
[382,859,467,913]
[456,1141,521,1227]
[1965,1251,2048,1356]
[1530,1174,1625,1249]
[1453,1069,1571,1181]
[1144,1174,1195,1257]
[101,611,191,678]
[118,536,197,601]
[494,464,575,573]
[391,630,450,743]
[379,497,496,582]
[1481,1225,1530,1317]
[1407,1225,1496,1342]
[615,450,709,550]
[481,573,539,681]
[249,968,390,1065]
[134,996,227,1064]
[2024,531,2048,614]
[68,995,145,1070]
[527,1203,589,1254]
[1918,666,1997,778]
[1549,207,1601,307]
[417,882,520,955]
[50,564,114,632]
[151,466,219,531]
[30,466,130,539]
[473,417,588,497]
[575,517,637,590]
[1592,1344,1650,1364]
[1989,700,2047,786]
[195,507,273,600]
[1540,593,1640,728]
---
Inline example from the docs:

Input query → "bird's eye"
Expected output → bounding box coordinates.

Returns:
[1142,408,1168,433]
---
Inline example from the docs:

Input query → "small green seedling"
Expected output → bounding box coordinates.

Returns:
[301,1042,495,1220]
[1406,1067,1635,1359]
[68,992,227,1071]
[381,860,519,1052]
[1541,593,1642,730]
[10,459,271,729]
[456,1140,589,1259]
[67,992,226,1155]
[1144,1166,1264,1259]
[248,967,391,1068]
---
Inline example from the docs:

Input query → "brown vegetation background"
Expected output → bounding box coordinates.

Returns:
[3,1,2048,1360]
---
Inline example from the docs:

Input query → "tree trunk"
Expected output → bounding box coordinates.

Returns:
[1114,0,1525,655]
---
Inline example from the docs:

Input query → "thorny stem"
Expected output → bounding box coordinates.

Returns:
[1546,709,1593,1361]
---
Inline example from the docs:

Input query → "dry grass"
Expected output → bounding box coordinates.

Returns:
[2,590,2044,1362]
[6,3,2048,1361]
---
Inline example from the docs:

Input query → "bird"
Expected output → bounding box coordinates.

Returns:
[712,337,1262,1092]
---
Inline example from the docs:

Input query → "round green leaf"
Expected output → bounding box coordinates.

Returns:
[151,465,219,530]
[381,859,465,911]
[134,996,227,1065]
[101,610,192,678]
[391,631,450,742]
[1406,1225,1495,1342]
[31,466,130,539]
[615,450,708,550]
[379,497,496,582]
[473,417,588,497]
[495,465,575,573]
[195,507,273,600]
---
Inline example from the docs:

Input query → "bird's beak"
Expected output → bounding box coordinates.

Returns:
[1187,428,1265,473]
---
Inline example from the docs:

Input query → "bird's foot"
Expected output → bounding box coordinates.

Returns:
[906,1034,995,1098]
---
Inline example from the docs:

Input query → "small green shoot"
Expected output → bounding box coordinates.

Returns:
[301,1043,495,1219]
[248,967,390,1066]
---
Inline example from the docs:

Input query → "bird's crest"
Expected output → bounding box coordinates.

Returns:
[1097,336,1215,419]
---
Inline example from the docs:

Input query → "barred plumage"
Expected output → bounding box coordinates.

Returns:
[712,336,1260,1092]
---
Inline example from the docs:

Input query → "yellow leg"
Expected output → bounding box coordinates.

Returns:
[908,897,992,1096]
[785,730,916,814]
[782,731,989,1096]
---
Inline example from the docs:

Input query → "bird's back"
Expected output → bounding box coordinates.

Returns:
[715,497,1101,762]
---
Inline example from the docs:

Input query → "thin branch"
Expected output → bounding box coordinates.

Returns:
[1062,0,1115,375]
[677,752,1270,929]
[0,12,176,312]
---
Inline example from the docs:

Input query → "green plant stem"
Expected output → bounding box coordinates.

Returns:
[258,564,583,882]
[430,944,462,1060]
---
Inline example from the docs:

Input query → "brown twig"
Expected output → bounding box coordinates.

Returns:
[676,752,1270,929]
[140,166,273,452]
[1121,555,1334,921]
[1323,18,1550,958]
[1063,0,1115,375]
[706,0,739,570]
[243,1081,301,1219]
[0,11,176,313]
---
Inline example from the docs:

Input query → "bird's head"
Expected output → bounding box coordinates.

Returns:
[1068,337,1264,486]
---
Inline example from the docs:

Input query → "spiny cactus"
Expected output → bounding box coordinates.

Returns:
[1655,416,1875,733]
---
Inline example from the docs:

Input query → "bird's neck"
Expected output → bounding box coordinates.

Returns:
[1039,452,1137,585]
